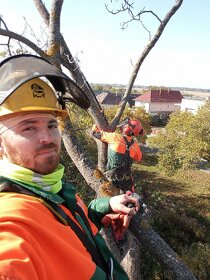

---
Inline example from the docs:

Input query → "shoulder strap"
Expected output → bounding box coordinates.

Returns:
[123,136,134,152]
[44,199,109,273]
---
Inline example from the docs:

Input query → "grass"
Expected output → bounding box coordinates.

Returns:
[133,153,210,280]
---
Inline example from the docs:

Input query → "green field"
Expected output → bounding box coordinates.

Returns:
[133,153,210,280]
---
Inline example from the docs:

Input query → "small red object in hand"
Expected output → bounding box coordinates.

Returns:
[101,212,131,242]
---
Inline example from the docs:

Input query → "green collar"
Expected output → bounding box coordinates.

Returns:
[0,161,64,194]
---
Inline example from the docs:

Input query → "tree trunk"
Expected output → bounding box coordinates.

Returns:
[101,228,143,280]
[129,212,197,280]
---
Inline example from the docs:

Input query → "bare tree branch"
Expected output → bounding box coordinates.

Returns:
[105,0,161,38]
[0,16,12,55]
[23,17,48,50]
[47,0,63,67]
[32,0,50,25]
[129,212,197,280]
[111,0,183,128]
[0,27,47,57]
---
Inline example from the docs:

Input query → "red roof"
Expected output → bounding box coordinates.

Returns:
[135,89,183,103]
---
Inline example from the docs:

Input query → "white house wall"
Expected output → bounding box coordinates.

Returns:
[135,101,180,113]
[180,99,206,113]
[150,102,179,113]
[135,101,150,112]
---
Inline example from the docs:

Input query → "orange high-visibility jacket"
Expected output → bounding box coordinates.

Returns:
[92,130,142,170]
[0,181,128,280]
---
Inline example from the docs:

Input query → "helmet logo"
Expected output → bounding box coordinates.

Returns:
[31,84,45,98]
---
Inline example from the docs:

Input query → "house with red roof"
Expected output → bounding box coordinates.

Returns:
[135,89,183,114]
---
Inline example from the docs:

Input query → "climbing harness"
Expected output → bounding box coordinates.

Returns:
[105,136,135,192]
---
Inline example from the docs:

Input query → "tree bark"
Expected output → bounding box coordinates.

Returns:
[129,212,197,279]
[101,228,143,280]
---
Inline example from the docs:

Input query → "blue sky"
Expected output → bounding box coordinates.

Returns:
[1,0,210,89]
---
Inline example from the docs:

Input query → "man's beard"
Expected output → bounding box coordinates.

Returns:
[4,142,60,175]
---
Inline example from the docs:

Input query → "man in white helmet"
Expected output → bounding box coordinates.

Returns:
[0,55,139,280]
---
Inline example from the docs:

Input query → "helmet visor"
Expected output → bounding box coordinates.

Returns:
[0,54,90,109]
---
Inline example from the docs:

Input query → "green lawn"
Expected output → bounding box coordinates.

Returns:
[133,154,210,280]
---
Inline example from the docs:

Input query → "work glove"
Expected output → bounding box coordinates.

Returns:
[101,212,132,241]
[101,191,138,242]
